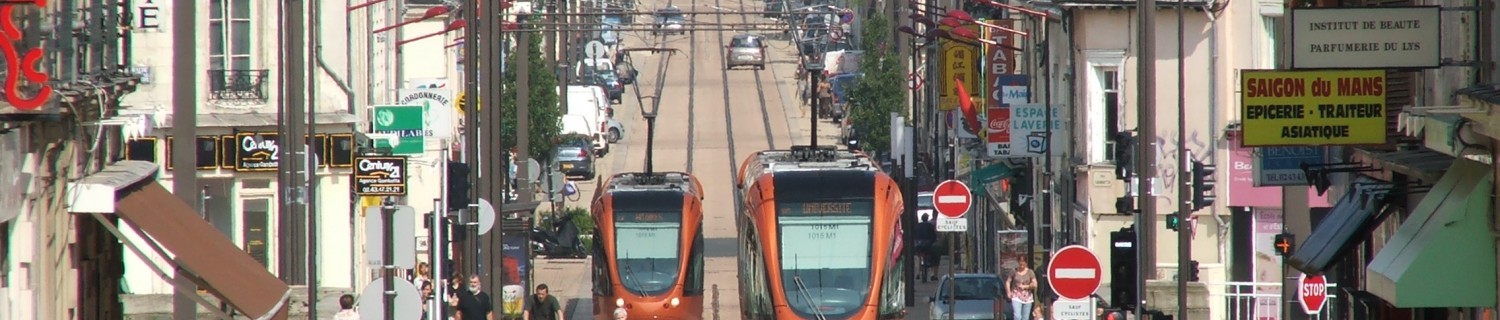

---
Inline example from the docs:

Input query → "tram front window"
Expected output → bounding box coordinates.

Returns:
[614,211,682,296]
[777,201,874,318]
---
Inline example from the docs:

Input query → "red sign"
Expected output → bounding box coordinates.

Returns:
[1298,274,1328,314]
[931,180,971,218]
[1,0,53,111]
[1046,245,1103,300]
[987,107,1009,144]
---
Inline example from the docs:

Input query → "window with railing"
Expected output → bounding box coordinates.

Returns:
[209,0,252,71]
[209,69,269,102]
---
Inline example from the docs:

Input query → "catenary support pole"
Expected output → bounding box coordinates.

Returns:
[171,0,198,317]
[285,0,309,285]
[1175,0,1189,317]
[1038,14,1055,306]
[461,0,480,279]
[518,26,534,205]
[383,202,395,320]
[308,0,322,315]
[1134,0,1158,316]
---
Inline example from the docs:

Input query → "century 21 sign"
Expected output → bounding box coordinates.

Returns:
[2,0,53,111]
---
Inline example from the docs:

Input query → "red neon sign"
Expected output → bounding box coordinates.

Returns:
[1,0,52,111]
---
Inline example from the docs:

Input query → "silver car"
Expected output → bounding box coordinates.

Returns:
[725,34,767,70]
[929,273,1008,320]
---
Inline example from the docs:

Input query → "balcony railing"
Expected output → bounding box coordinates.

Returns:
[208,69,270,103]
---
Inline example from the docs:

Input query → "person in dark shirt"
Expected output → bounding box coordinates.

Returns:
[455,275,494,320]
[914,216,940,282]
[524,283,562,320]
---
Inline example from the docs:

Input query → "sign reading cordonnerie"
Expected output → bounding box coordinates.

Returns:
[353,156,408,195]
[1291,6,1440,69]
[1240,70,1387,147]
[235,132,280,172]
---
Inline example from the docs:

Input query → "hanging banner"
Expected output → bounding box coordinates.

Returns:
[939,24,981,111]
[1240,69,1387,146]
[988,75,1027,158]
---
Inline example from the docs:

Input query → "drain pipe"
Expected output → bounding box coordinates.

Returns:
[1204,4,1230,266]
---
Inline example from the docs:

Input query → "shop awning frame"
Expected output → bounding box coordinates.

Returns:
[1287,177,1396,274]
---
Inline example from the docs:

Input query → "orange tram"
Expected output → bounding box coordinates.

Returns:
[590,171,707,320]
[735,146,907,320]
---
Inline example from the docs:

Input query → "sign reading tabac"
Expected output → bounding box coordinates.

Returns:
[1240,70,1386,147]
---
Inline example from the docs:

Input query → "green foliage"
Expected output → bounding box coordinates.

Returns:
[847,15,907,153]
[500,25,564,159]
[564,206,595,235]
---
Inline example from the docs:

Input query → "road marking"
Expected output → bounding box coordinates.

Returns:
[937,195,967,203]
[1054,268,1097,279]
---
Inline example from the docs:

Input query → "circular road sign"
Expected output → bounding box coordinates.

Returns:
[932,180,972,219]
[1299,274,1328,315]
[907,73,924,90]
[1047,245,1103,300]
[585,40,609,59]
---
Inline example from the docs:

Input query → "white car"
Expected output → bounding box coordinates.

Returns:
[606,118,626,143]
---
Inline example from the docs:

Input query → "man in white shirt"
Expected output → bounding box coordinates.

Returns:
[332,294,360,320]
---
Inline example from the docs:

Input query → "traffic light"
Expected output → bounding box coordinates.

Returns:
[1113,132,1135,179]
[1115,196,1137,215]
[1189,159,1217,211]
[1166,213,1181,231]
[447,161,472,211]
[1274,233,1295,257]
[1187,260,1201,282]
[1109,227,1138,310]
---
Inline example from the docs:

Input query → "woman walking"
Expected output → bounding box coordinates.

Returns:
[1008,259,1038,320]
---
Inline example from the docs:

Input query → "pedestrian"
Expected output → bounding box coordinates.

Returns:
[420,282,434,320]
[914,217,939,282]
[455,275,494,320]
[332,294,359,320]
[1008,259,1038,320]
[411,262,432,291]
[524,283,562,320]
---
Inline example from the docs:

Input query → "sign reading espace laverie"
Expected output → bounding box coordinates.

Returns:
[372,105,429,155]
[1009,103,1065,157]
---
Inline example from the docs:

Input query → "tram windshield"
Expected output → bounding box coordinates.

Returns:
[777,201,874,318]
[614,211,682,296]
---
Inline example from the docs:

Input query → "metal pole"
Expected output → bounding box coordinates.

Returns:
[947,232,957,320]
[170,0,198,317]
[430,197,442,320]
[518,19,534,205]
[1175,0,1189,317]
[307,0,321,314]
[461,0,480,279]
[902,158,916,307]
[1038,15,1054,306]
[283,0,308,285]
[809,68,820,147]
[1135,0,1158,316]
[383,202,395,320]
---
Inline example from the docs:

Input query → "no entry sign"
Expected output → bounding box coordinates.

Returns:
[932,180,971,218]
[1299,274,1328,314]
[1047,245,1103,300]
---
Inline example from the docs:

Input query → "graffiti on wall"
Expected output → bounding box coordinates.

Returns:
[1152,131,1210,191]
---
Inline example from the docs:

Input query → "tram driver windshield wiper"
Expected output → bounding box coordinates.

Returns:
[791,255,828,320]
[621,251,644,293]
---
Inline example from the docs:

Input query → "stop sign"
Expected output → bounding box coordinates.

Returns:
[932,180,972,218]
[1046,245,1103,300]
[1299,274,1328,314]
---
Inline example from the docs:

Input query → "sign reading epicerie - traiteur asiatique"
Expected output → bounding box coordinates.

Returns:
[1291,6,1440,69]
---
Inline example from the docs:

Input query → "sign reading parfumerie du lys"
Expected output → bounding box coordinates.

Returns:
[1240,70,1386,147]
[353,156,408,195]
[1291,6,1440,69]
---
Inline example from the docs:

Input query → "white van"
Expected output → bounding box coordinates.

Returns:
[564,86,611,155]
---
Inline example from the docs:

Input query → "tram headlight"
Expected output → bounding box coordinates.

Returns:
[616,298,626,307]
[670,297,680,307]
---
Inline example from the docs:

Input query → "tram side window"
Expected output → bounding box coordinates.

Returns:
[593,235,612,296]
[741,222,773,316]
[684,228,706,294]
[880,229,904,314]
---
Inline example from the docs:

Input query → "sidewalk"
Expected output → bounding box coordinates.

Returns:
[531,257,595,319]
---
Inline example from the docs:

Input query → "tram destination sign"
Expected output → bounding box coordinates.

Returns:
[778,201,874,216]
[1239,69,1387,147]
[353,156,408,195]
[614,211,682,223]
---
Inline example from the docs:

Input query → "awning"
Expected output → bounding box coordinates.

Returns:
[93,182,290,319]
[1350,149,1454,184]
[1287,176,1394,274]
[1366,159,1496,308]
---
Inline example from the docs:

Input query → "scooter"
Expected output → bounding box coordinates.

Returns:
[532,214,587,258]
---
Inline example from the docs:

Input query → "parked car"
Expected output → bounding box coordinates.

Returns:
[725,33,768,70]
[928,273,1008,320]
[606,118,625,143]
[555,140,597,180]
[653,6,686,35]
[593,71,625,103]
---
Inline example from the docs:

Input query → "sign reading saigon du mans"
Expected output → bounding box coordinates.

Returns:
[1240,70,1387,147]
[353,156,408,195]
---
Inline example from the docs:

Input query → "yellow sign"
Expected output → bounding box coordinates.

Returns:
[455,92,479,117]
[1240,70,1387,146]
[939,24,981,112]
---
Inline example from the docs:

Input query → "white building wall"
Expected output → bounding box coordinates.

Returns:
[116,0,366,294]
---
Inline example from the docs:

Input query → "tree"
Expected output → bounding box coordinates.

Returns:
[499,18,563,159]
[847,15,906,154]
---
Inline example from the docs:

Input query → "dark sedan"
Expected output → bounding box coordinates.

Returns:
[556,145,597,180]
